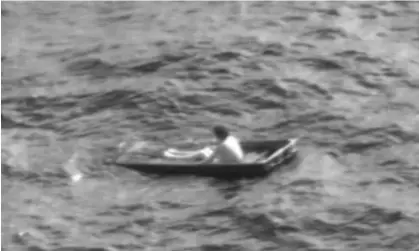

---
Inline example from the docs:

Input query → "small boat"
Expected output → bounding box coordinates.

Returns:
[113,138,299,179]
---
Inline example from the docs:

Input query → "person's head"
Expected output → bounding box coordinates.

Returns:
[212,125,230,141]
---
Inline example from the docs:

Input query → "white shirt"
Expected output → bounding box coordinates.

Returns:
[211,136,244,164]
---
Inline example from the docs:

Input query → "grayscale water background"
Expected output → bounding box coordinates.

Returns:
[2,2,419,251]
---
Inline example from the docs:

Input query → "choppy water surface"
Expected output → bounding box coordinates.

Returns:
[2,2,419,251]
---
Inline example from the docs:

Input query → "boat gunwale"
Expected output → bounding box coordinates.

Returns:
[114,138,298,168]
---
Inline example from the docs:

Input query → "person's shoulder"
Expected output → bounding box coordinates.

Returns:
[227,135,240,142]
[223,135,240,146]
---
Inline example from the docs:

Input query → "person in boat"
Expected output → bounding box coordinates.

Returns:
[199,125,244,164]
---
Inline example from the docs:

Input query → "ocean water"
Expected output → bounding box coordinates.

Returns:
[2,2,419,251]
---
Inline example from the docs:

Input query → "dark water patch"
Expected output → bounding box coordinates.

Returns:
[334,50,383,64]
[74,90,174,123]
[51,247,117,251]
[391,26,417,32]
[175,70,211,81]
[262,19,285,28]
[381,67,406,78]
[133,114,179,132]
[180,63,202,72]
[378,159,403,168]
[358,3,376,9]
[359,13,378,20]
[1,160,44,181]
[282,15,307,22]
[206,106,243,117]
[378,7,398,17]
[239,60,272,71]
[302,27,348,40]
[331,86,371,97]
[199,244,243,251]
[291,42,316,50]
[127,51,200,77]
[385,124,419,143]
[35,225,67,241]
[160,51,194,63]
[245,95,286,110]
[159,201,189,210]
[181,40,219,52]
[3,96,77,124]
[306,128,351,148]
[206,66,243,77]
[168,222,206,232]
[187,55,219,67]
[402,79,419,89]
[287,111,346,126]
[97,12,133,24]
[208,85,245,96]
[1,163,15,177]
[318,8,341,17]
[334,50,361,58]
[296,57,344,71]
[281,78,332,99]
[81,90,143,114]
[230,37,287,57]
[397,166,419,184]
[92,1,136,16]
[152,96,183,114]
[377,31,388,38]
[225,211,291,246]
[377,176,406,185]
[300,218,340,236]
[286,178,321,188]
[356,54,384,64]
[1,75,38,89]
[110,202,154,214]
[2,89,166,132]
[96,209,130,217]
[351,73,384,90]
[340,140,385,154]
[1,114,33,129]
[350,205,406,225]
[39,47,75,59]
[347,127,387,139]
[61,45,104,62]
[128,60,166,74]
[178,93,218,107]
[28,113,55,124]
[1,6,12,17]
[65,58,126,78]
[231,35,266,54]
[261,43,286,57]
[26,4,62,22]
[185,8,200,15]
[242,78,292,98]
[240,17,276,30]
[348,123,417,145]
[384,233,419,250]
[112,243,145,250]
[325,206,362,223]
[101,224,130,235]
[300,209,391,239]
[211,50,249,61]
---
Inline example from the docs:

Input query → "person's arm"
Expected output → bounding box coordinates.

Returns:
[199,145,219,164]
